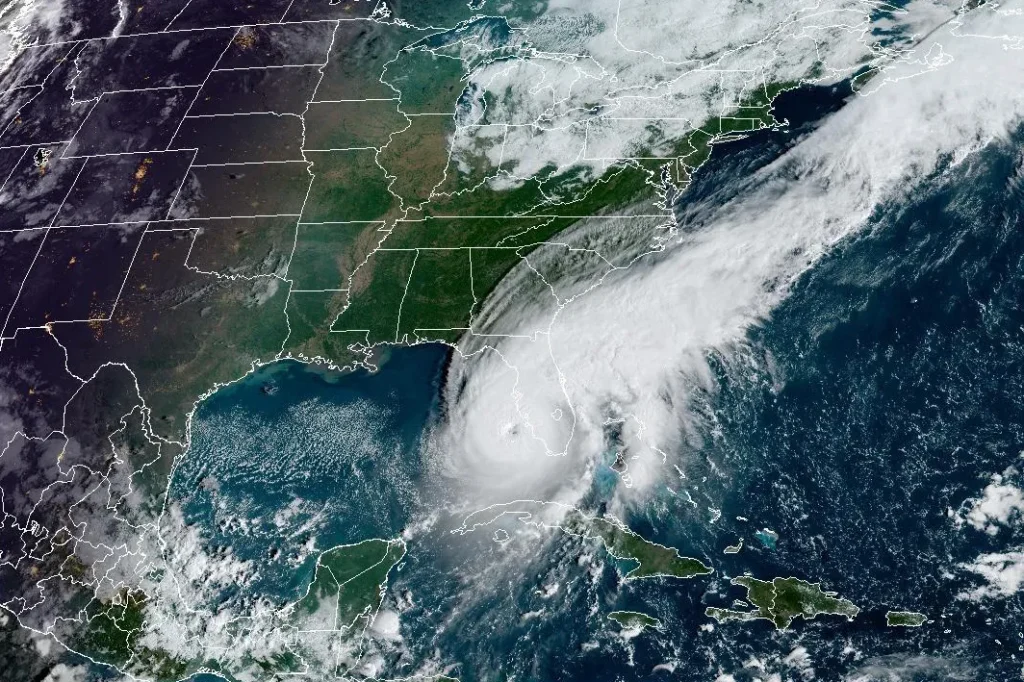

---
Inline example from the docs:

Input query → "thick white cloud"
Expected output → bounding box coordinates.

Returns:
[433,1,1024,509]
[954,469,1024,535]
[0,0,67,76]
[960,550,1024,600]
[450,0,959,182]
[40,664,89,682]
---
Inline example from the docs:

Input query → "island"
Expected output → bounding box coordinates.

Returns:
[886,611,927,627]
[456,501,713,581]
[608,611,662,631]
[724,538,743,554]
[575,514,713,580]
[706,576,860,630]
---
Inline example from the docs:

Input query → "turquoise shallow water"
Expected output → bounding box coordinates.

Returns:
[166,345,450,601]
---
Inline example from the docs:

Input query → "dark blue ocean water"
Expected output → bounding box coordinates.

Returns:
[603,99,1024,679]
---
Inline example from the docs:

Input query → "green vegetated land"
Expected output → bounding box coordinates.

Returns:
[79,540,407,681]
[886,610,927,627]
[27,11,821,682]
[327,76,799,350]
[677,81,796,173]
[291,538,407,631]
[326,163,668,347]
[221,538,407,679]
[49,5,810,447]
[706,577,860,630]
[77,591,191,682]
[608,611,662,631]
[75,10,808,443]
[563,510,713,580]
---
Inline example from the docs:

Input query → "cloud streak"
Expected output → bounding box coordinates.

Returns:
[431,2,1024,511]
[451,0,958,184]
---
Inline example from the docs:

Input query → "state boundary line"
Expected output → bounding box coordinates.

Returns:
[29,17,384,52]
[1,159,90,339]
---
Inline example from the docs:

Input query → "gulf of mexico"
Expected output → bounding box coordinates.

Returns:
[165,344,450,600]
